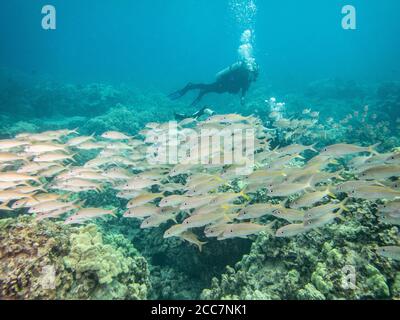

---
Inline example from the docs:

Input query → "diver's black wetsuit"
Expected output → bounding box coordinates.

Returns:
[168,61,259,107]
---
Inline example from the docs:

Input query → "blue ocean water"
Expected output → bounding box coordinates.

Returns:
[1,0,399,89]
[1,1,400,301]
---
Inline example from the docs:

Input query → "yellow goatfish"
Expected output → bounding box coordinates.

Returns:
[320,143,379,157]
[0,172,40,183]
[219,221,275,240]
[178,231,207,252]
[101,131,131,140]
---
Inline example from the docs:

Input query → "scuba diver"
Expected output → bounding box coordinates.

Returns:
[168,60,259,120]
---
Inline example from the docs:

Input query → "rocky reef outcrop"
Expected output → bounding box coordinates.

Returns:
[201,199,400,300]
[0,217,149,300]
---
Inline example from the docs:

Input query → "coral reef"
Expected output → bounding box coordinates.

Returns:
[0,217,149,300]
[99,217,252,300]
[1,72,400,300]
[201,199,399,300]
[0,71,189,137]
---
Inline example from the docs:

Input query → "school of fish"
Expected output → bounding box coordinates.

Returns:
[0,112,399,260]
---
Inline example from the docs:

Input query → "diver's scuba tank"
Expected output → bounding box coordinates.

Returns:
[215,61,244,81]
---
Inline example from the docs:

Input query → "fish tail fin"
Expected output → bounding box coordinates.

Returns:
[246,114,255,120]
[264,220,276,235]
[27,193,38,201]
[68,154,77,163]
[306,176,316,190]
[171,212,180,224]
[37,185,48,193]
[75,199,86,209]
[296,153,305,160]
[368,143,380,155]
[271,145,280,155]
[310,143,318,153]
[336,209,346,221]
[239,188,251,201]
[224,182,233,188]
[223,213,236,222]
[335,171,346,181]
[110,209,118,218]
[278,200,287,208]
[33,177,41,184]
[215,176,226,183]
[89,132,96,141]
[158,192,165,198]
[198,241,207,252]
[326,187,337,199]
[71,128,79,135]
[22,157,31,164]
[340,198,350,212]
[60,192,71,200]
